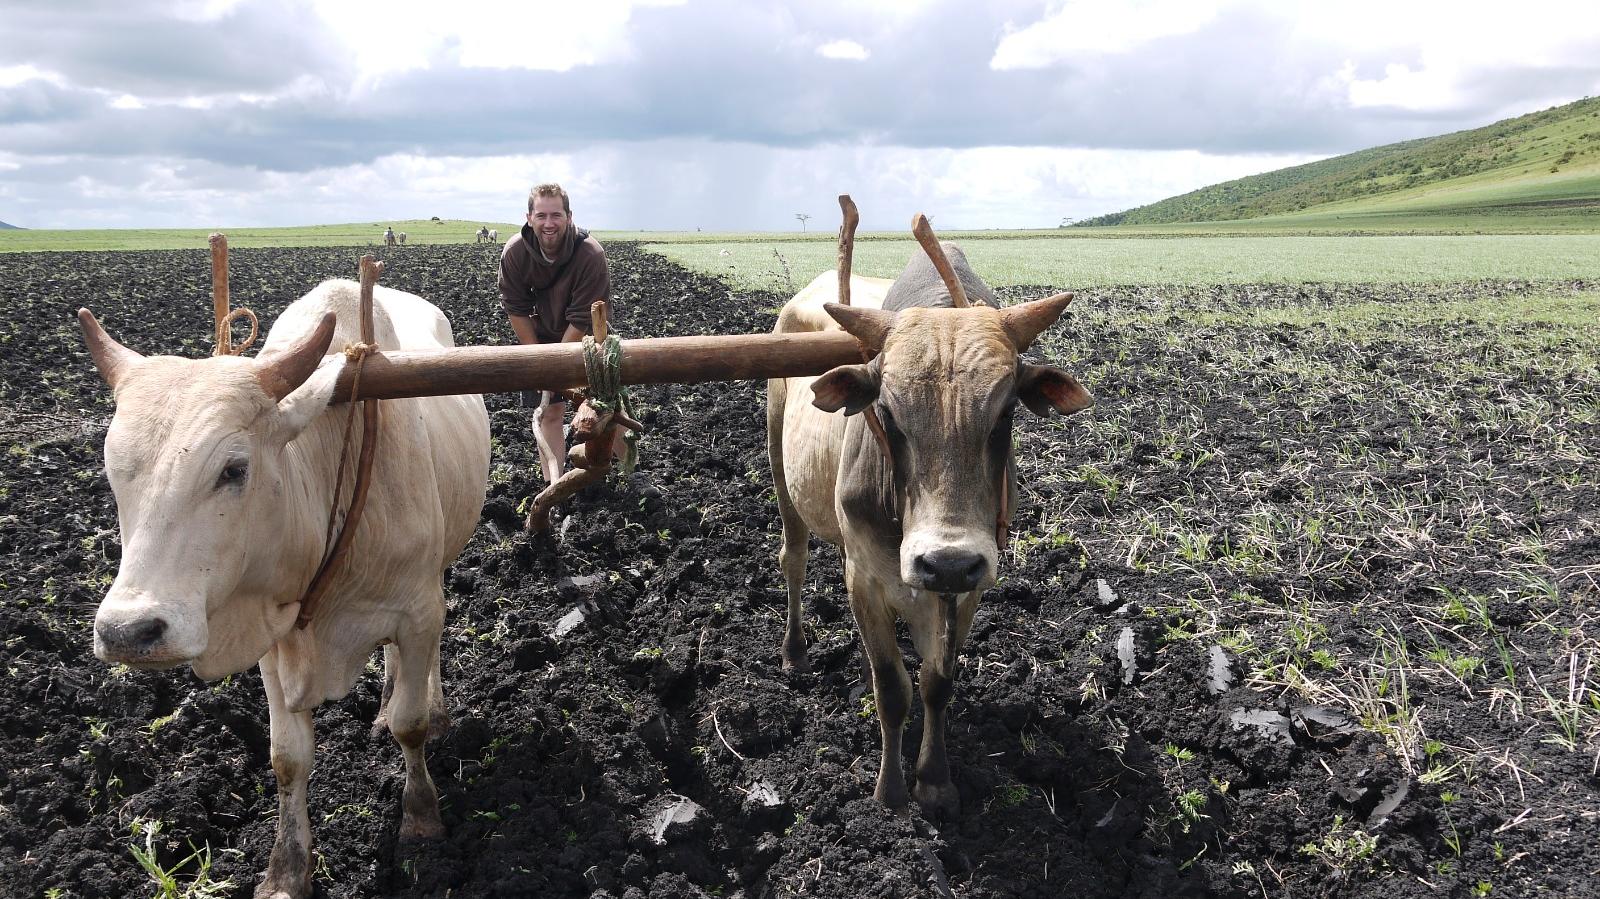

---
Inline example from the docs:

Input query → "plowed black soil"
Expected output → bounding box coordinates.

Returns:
[1,244,1596,899]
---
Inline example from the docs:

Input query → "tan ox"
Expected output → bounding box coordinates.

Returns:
[768,245,1091,817]
[79,280,490,899]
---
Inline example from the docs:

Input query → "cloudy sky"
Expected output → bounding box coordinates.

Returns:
[2,0,1598,230]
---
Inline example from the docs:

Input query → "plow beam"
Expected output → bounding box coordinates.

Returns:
[330,330,865,403]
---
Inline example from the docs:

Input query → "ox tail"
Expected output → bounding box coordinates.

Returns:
[766,377,792,514]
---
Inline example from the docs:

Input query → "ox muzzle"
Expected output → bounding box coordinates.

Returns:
[910,546,988,594]
[93,591,206,669]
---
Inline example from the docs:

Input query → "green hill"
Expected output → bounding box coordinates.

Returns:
[1080,96,1600,231]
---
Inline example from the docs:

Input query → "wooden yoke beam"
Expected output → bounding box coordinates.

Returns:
[329,330,865,403]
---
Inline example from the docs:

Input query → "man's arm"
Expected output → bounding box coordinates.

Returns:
[508,313,540,346]
[499,239,540,340]
[563,242,611,335]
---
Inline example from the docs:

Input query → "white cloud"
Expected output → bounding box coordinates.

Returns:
[992,0,1227,69]
[170,0,250,22]
[0,64,67,88]
[1319,1,1600,112]
[817,39,870,61]
[308,0,684,79]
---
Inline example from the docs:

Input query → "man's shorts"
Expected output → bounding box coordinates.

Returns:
[520,389,566,409]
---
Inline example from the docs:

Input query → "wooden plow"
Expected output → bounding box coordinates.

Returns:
[197,201,881,533]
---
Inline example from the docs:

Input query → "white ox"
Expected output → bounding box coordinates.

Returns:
[768,246,1092,817]
[79,280,490,899]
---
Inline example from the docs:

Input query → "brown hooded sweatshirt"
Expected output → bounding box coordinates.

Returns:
[498,222,611,343]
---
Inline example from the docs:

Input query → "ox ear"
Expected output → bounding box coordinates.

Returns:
[824,303,894,355]
[811,363,880,416]
[77,309,145,390]
[998,292,1074,351]
[256,311,336,402]
[1017,363,1093,418]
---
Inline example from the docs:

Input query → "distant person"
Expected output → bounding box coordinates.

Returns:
[499,182,612,489]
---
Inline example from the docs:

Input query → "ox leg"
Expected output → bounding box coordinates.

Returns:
[373,641,449,740]
[769,378,811,672]
[908,593,979,819]
[850,574,912,812]
[777,507,811,672]
[257,649,315,899]
[426,636,450,739]
[390,604,446,840]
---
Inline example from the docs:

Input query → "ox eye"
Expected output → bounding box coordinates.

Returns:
[215,460,249,491]
[992,403,1017,438]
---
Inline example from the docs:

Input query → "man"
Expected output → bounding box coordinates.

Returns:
[499,183,612,488]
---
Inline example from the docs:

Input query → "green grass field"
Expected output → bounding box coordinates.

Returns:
[646,234,1600,292]
[1083,96,1600,230]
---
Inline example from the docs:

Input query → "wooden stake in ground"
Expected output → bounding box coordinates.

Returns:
[836,194,859,307]
[208,232,258,356]
[910,213,970,308]
[210,233,231,355]
[524,300,646,533]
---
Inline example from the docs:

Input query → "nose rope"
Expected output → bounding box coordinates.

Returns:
[862,406,900,528]
[942,591,959,673]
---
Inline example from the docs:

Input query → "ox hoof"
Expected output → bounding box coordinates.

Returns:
[913,780,961,820]
[400,814,445,842]
[254,875,312,899]
[400,794,446,841]
[874,781,911,816]
[781,631,810,673]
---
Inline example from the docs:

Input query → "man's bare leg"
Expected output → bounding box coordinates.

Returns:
[506,314,567,487]
[536,397,567,486]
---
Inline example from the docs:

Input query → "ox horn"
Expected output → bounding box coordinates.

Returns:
[911,213,969,308]
[824,303,895,355]
[77,309,144,389]
[998,291,1075,352]
[255,311,337,401]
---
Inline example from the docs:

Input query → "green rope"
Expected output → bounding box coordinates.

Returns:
[581,333,638,475]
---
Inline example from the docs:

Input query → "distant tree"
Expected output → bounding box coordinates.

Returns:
[1059,216,1075,228]
[795,213,811,232]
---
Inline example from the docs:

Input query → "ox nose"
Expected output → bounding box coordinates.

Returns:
[96,616,169,658]
[912,548,987,593]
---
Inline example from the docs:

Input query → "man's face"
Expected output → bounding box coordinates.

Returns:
[528,195,569,256]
